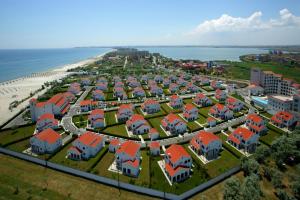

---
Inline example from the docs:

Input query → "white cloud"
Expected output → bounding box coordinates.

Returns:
[190,9,300,35]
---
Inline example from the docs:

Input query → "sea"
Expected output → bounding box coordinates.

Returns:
[138,46,268,61]
[0,46,268,83]
[0,48,112,82]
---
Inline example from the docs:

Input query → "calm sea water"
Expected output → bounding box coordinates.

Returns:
[138,46,268,61]
[0,48,111,82]
[0,46,268,83]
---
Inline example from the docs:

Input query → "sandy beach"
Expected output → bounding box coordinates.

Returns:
[0,52,108,127]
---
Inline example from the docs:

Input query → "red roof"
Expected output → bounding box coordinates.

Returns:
[170,94,180,100]
[61,104,70,114]
[149,128,159,135]
[36,102,47,108]
[207,117,216,122]
[119,104,133,110]
[149,141,160,149]
[47,93,63,104]
[77,131,103,147]
[34,128,61,144]
[110,138,120,146]
[69,146,82,154]
[164,113,181,123]
[228,134,240,144]
[195,131,220,146]
[165,144,190,164]
[272,111,294,121]
[143,99,159,105]
[165,162,188,177]
[190,137,200,149]
[233,127,255,141]
[90,109,104,116]
[116,141,140,158]
[247,113,263,124]
[37,113,55,121]
[93,90,104,95]
[185,103,196,112]
[226,97,237,104]
[124,159,139,168]
[80,100,92,106]
[196,93,206,99]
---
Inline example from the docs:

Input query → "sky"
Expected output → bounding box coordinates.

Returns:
[0,0,300,48]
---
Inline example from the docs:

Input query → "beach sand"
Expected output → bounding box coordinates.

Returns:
[0,53,107,127]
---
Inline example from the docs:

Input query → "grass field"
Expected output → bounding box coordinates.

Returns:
[104,111,117,125]
[91,151,150,187]
[6,139,30,152]
[135,107,166,118]
[0,125,35,147]
[259,129,282,146]
[0,154,156,200]
[198,106,212,118]
[102,124,129,138]
[147,117,168,138]
[49,143,108,172]
[72,115,88,128]
[149,153,209,194]
[224,60,300,83]
[161,103,182,114]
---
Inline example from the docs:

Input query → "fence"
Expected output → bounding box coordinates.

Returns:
[0,146,240,200]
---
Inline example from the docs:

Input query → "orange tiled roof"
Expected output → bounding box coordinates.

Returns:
[165,144,190,164]
[34,128,61,144]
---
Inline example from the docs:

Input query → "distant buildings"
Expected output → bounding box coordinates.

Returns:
[250,68,300,115]
[209,103,233,120]
[141,99,160,114]
[30,93,72,122]
[117,104,134,122]
[193,93,212,107]
[183,103,198,121]
[126,114,150,135]
[246,113,267,135]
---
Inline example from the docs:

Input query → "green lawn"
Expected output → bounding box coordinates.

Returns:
[135,107,166,119]
[231,93,244,102]
[163,89,170,95]
[0,125,35,146]
[183,98,193,104]
[50,143,108,172]
[149,153,209,194]
[218,133,244,158]
[6,139,30,152]
[104,111,117,125]
[177,114,201,132]
[184,143,239,178]
[102,124,129,138]
[161,103,182,114]
[260,112,272,119]
[91,151,150,187]
[223,60,300,83]
[198,106,212,118]
[259,129,281,146]
[202,86,214,92]
[147,117,168,138]
[72,115,88,128]
[196,115,207,125]
[205,149,240,177]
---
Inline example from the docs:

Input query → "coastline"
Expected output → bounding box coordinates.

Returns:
[0,51,110,127]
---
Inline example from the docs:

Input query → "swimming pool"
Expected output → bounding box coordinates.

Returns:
[252,96,268,107]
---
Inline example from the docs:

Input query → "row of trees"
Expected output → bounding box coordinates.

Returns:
[224,129,300,200]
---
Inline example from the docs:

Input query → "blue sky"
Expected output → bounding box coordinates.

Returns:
[0,0,300,48]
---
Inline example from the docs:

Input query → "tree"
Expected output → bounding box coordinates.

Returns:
[276,189,296,200]
[271,169,283,188]
[271,135,299,166]
[223,177,241,200]
[240,174,262,200]
[292,180,300,199]
[254,145,270,163]
[241,157,259,176]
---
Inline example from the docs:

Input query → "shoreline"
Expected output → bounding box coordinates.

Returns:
[0,51,110,126]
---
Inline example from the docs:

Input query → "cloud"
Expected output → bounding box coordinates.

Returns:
[189,9,300,35]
